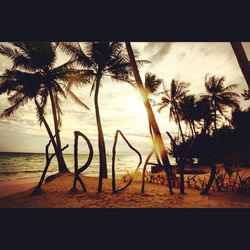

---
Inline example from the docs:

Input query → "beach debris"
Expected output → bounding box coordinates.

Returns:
[122,165,250,194]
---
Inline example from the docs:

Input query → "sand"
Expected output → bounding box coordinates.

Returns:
[0,179,38,198]
[0,172,250,208]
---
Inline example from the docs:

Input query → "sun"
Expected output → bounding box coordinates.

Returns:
[124,95,147,119]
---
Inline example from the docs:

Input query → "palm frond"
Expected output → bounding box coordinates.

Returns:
[136,60,151,67]
[11,42,56,69]
[0,45,19,61]
[66,88,90,110]
[157,102,169,113]
[35,98,46,126]
[1,95,29,117]
[52,82,67,99]
[59,42,93,68]
[144,72,163,94]
[60,69,94,90]
[222,83,238,92]
[89,81,96,97]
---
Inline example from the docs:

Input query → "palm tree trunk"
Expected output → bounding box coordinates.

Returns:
[213,107,217,133]
[230,42,250,90]
[126,42,173,194]
[201,163,216,195]
[174,105,185,142]
[94,74,108,193]
[189,120,195,138]
[35,100,59,158]
[173,107,185,194]
[192,121,196,136]
[48,88,69,173]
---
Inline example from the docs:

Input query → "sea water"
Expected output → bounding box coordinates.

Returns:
[0,152,176,183]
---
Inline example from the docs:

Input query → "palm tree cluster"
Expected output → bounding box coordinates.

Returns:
[0,42,92,173]
[0,42,140,192]
[146,74,240,143]
[143,72,241,194]
[0,42,247,196]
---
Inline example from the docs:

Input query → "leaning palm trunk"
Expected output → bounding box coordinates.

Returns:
[126,42,173,194]
[48,88,69,173]
[201,164,216,195]
[35,99,64,170]
[95,75,108,193]
[35,100,58,151]
[230,42,250,90]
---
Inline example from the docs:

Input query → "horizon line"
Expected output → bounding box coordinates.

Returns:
[0,151,140,155]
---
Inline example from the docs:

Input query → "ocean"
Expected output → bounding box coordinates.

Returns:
[0,152,176,183]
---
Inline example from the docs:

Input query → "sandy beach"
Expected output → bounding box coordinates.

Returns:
[0,172,249,208]
[0,179,38,198]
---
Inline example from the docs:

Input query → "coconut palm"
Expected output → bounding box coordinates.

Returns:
[60,42,143,192]
[125,42,174,194]
[195,98,214,134]
[144,72,163,95]
[155,79,190,194]
[157,79,189,143]
[199,75,240,195]
[201,75,240,133]
[0,42,90,173]
[179,94,198,138]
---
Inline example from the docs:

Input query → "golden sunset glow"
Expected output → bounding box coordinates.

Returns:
[0,41,250,209]
[1,42,249,154]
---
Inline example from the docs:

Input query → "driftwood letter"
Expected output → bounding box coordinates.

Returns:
[70,131,93,193]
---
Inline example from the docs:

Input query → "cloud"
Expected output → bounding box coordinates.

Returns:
[143,42,172,63]
[1,42,250,153]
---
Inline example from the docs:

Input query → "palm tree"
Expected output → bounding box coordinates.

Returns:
[157,79,189,143]
[144,72,163,96]
[125,42,174,194]
[201,75,240,133]
[155,79,190,194]
[60,42,139,192]
[179,94,198,138]
[199,75,240,195]
[0,42,90,173]
[195,98,214,135]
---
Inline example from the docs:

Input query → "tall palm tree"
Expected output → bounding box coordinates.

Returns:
[201,75,240,133]
[199,75,240,195]
[157,79,189,143]
[155,79,189,194]
[0,42,90,173]
[60,42,140,192]
[125,42,174,194]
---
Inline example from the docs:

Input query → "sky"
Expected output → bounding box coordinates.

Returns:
[0,42,250,155]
